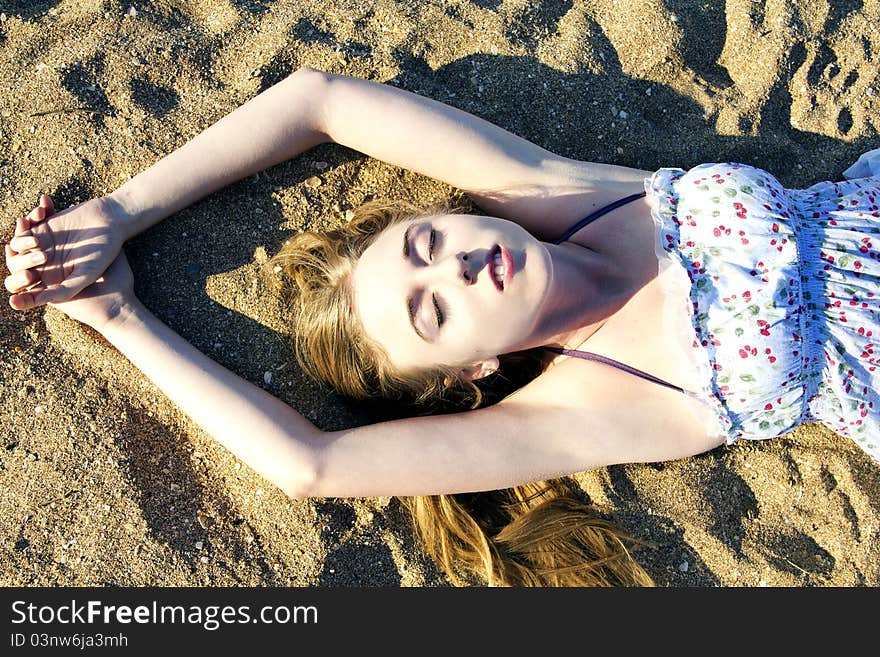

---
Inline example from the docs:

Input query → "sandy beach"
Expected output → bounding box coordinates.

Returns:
[1,0,878,586]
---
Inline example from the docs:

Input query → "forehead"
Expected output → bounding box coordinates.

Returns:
[351,218,422,368]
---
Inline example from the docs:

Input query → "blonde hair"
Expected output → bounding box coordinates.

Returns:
[271,198,654,587]
[402,479,654,586]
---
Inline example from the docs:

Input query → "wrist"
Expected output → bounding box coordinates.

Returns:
[97,296,145,340]
[105,185,144,241]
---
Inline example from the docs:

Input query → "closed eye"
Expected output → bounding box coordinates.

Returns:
[433,293,448,327]
[428,228,437,261]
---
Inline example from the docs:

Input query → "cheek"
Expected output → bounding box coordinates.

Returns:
[455,295,526,343]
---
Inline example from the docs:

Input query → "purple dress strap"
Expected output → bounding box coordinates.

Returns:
[545,190,701,400]
[553,191,647,244]
[541,347,702,400]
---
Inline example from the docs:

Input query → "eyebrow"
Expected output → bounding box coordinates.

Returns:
[406,295,432,343]
[403,223,433,343]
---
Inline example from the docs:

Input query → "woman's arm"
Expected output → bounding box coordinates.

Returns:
[101,299,321,499]
[316,70,652,241]
[5,68,331,309]
[110,67,332,239]
[97,300,718,499]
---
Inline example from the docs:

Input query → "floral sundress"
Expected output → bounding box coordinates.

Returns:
[646,157,880,464]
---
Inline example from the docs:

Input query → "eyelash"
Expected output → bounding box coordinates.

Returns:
[433,294,446,327]
[425,226,446,328]
[428,228,437,260]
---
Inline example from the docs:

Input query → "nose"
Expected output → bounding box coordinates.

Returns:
[434,250,481,285]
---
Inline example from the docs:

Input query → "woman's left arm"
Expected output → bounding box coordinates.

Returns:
[316,70,652,241]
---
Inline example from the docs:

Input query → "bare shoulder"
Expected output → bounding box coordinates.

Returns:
[497,354,726,463]
[477,158,656,242]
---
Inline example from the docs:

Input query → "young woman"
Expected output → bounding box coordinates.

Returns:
[4,67,879,586]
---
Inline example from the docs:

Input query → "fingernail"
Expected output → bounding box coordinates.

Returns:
[31,251,45,264]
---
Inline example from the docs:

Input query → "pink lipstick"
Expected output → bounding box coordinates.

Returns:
[485,244,514,292]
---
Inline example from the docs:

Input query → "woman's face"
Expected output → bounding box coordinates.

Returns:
[351,213,553,373]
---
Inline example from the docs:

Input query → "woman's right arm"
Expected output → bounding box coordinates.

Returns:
[100,299,322,499]
[98,296,604,498]
[97,299,720,500]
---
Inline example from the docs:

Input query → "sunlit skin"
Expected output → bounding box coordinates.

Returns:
[351,213,636,378]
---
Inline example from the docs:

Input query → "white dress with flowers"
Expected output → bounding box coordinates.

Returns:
[645,152,880,464]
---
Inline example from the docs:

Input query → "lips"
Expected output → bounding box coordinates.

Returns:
[484,243,514,292]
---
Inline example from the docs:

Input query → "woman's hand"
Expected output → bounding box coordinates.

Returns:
[48,250,136,333]
[4,193,128,310]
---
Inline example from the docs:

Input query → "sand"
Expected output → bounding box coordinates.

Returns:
[1,0,878,587]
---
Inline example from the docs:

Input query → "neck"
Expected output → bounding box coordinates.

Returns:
[520,241,632,351]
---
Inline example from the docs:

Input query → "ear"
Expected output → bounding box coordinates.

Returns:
[445,357,500,385]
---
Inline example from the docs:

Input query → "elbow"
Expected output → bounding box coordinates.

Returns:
[280,459,319,501]
[291,65,333,88]
[288,66,334,143]
[279,444,323,501]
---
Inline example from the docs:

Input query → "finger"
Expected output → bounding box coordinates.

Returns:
[39,194,55,218]
[15,216,31,237]
[26,205,46,224]
[8,282,47,311]
[10,235,39,253]
[4,244,15,271]
[4,268,39,293]
[5,249,47,273]
[25,276,93,307]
